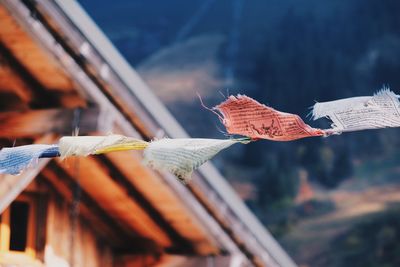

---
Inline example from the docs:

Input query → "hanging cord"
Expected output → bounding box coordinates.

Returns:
[69,108,81,266]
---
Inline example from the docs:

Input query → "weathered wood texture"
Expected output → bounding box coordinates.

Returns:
[57,156,173,248]
[0,108,99,138]
[116,254,234,267]
[0,175,114,267]
[0,6,86,110]
[0,6,74,92]
[41,166,129,247]
[104,151,219,255]
[45,187,114,267]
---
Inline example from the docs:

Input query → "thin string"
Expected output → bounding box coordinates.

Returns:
[69,108,81,267]
[196,92,224,122]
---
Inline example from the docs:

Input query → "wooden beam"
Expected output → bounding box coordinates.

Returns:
[101,153,216,255]
[0,6,74,92]
[0,53,33,104]
[57,156,173,248]
[0,108,99,138]
[114,254,160,267]
[0,38,86,109]
[0,40,60,108]
[115,254,236,267]
[41,165,160,251]
[97,155,197,254]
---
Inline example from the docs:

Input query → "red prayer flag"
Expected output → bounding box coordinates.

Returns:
[214,95,325,141]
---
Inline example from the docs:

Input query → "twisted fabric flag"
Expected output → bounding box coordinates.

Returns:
[59,135,148,158]
[143,138,241,183]
[214,95,325,141]
[0,144,59,175]
[312,88,400,133]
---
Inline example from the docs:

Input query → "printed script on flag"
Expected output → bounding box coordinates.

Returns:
[214,95,325,141]
[312,88,400,133]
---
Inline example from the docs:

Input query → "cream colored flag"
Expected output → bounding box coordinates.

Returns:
[312,88,400,133]
[143,138,240,183]
[59,135,148,158]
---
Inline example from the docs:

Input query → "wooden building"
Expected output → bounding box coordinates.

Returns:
[0,1,296,266]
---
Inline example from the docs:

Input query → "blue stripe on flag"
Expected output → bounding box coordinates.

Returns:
[0,144,59,175]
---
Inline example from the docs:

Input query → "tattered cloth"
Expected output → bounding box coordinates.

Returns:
[59,135,148,158]
[214,95,325,141]
[312,88,400,133]
[0,145,59,175]
[143,138,239,183]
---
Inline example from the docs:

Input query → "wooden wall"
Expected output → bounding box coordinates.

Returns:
[20,177,115,267]
[44,192,114,267]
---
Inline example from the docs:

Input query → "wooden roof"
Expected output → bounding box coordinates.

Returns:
[0,3,216,256]
[0,1,297,266]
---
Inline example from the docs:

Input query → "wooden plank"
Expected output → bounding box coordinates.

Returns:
[0,6,86,110]
[97,155,197,254]
[0,205,10,251]
[0,91,28,112]
[42,169,121,246]
[0,108,99,138]
[0,40,86,109]
[116,254,235,267]
[43,166,162,263]
[57,156,173,248]
[114,254,160,267]
[0,53,32,104]
[103,152,219,255]
[41,166,137,248]
[0,6,74,92]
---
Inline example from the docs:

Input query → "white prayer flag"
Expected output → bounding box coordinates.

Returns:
[143,138,238,183]
[312,88,400,133]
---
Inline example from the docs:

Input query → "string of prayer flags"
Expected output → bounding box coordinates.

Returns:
[0,144,59,175]
[3,87,400,182]
[214,95,325,141]
[0,136,242,181]
[143,138,242,183]
[59,134,149,158]
[312,88,400,133]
